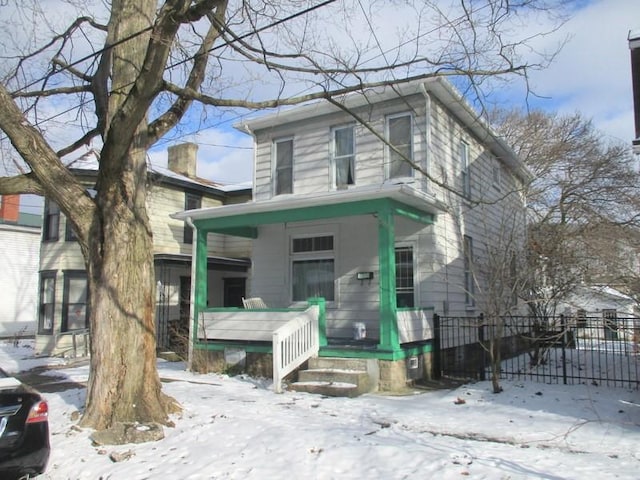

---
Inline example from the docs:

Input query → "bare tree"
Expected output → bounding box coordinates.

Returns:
[0,0,568,433]
[493,109,640,316]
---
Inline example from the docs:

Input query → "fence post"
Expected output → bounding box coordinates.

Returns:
[478,313,486,381]
[560,314,567,385]
[432,313,441,379]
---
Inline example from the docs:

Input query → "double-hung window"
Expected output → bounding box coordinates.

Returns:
[43,200,60,242]
[38,272,56,333]
[395,246,415,307]
[463,235,475,307]
[274,138,293,195]
[332,125,355,188]
[291,235,335,302]
[460,141,470,197]
[62,271,89,332]
[386,113,413,179]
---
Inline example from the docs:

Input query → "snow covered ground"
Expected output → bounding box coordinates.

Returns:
[2,339,640,479]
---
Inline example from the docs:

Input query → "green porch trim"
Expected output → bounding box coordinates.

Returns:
[308,297,327,347]
[377,206,400,353]
[193,341,272,354]
[192,227,209,344]
[319,342,433,361]
[192,198,435,235]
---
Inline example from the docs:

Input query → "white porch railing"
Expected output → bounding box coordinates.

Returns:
[273,305,319,393]
[198,304,320,392]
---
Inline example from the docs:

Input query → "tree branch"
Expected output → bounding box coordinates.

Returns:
[0,173,44,196]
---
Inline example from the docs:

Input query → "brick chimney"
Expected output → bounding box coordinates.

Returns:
[167,143,198,178]
[629,30,640,154]
[0,194,20,223]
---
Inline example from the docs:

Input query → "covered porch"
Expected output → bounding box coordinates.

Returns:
[175,184,445,389]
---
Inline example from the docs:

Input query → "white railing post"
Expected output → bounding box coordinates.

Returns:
[272,305,320,393]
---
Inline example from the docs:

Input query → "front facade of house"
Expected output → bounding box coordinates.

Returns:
[177,78,529,389]
[35,144,251,356]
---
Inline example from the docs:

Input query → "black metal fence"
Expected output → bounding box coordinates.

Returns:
[433,313,640,389]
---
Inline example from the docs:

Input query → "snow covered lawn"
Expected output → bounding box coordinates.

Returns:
[2,340,639,479]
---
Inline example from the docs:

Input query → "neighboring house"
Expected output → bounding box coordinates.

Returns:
[174,77,529,391]
[629,29,640,154]
[0,194,42,338]
[36,144,251,356]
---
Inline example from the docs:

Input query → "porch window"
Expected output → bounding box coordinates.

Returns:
[291,235,334,301]
[463,235,475,307]
[38,272,56,334]
[386,113,413,179]
[183,193,202,244]
[332,125,355,188]
[460,141,471,197]
[62,271,88,332]
[395,246,415,307]
[274,138,293,195]
[43,200,60,242]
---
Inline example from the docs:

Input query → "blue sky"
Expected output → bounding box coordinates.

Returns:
[12,0,640,213]
[146,0,640,188]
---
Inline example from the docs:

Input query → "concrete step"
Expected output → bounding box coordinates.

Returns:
[308,356,369,371]
[289,357,376,397]
[288,380,361,398]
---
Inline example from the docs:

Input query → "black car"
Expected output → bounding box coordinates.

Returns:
[0,368,50,479]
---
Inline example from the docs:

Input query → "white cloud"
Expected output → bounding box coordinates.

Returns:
[522,0,640,142]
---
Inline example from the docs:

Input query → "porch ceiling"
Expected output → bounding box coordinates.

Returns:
[173,183,446,237]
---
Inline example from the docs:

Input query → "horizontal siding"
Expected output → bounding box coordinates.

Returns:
[0,227,40,336]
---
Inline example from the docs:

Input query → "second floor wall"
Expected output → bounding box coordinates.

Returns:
[249,87,527,213]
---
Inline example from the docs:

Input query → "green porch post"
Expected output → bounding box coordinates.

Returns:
[377,206,399,352]
[308,297,327,347]
[192,226,209,342]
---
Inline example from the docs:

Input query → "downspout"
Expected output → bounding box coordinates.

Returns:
[186,216,197,371]
[240,123,257,200]
[420,83,432,192]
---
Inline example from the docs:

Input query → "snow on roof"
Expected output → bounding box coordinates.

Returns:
[65,149,249,193]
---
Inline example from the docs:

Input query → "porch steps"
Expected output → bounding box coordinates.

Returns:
[288,357,374,397]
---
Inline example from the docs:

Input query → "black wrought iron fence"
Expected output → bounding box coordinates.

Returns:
[433,313,640,389]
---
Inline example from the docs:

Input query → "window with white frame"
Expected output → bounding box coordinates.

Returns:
[463,235,475,307]
[460,141,470,197]
[492,160,501,190]
[274,138,293,195]
[386,113,413,179]
[62,271,89,332]
[291,235,335,302]
[38,272,56,333]
[332,125,355,188]
[395,246,415,307]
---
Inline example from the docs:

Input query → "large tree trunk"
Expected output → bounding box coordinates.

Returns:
[81,177,174,429]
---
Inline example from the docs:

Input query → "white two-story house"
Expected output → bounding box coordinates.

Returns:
[175,77,529,392]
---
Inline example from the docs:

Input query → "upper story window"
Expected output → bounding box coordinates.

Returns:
[183,193,202,244]
[43,200,60,242]
[331,125,355,188]
[492,159,502,191]
[386,113,413,179]
[274,137,293,195]
[460,141,471,197]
